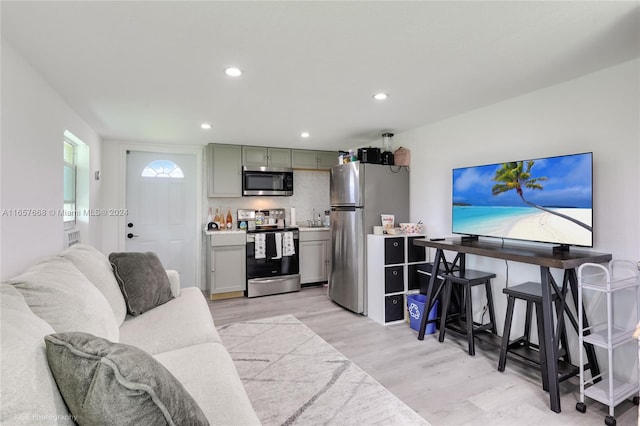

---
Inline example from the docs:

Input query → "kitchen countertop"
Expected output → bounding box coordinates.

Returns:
[369,232,427,237]
[204,226,331,235]
[204,226,329,235]
[297,226,330,232]
[204,229,246,235]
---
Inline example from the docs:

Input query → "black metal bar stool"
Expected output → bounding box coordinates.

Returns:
[498,281,573,391]
[438,269,497,355]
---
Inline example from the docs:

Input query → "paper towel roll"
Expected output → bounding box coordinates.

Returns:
[290,207,296,227]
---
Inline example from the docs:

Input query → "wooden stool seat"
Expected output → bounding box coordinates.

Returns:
[438,269,497,356]
[498,281,573,391]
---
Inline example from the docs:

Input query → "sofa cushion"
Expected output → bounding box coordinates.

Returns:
[166,269,181,298]
[119,287,221,355]
[8,256,119,341]
[44,332,209,426]
[109,252,174,316]
[0,283,75,425]
[60,244,127,325]
[154,342,260,426]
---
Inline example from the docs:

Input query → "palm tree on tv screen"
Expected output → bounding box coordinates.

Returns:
[491,161,592,231]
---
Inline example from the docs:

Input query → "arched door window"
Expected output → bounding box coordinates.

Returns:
[141,159,184,178]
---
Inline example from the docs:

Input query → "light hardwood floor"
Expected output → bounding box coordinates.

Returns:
[209,286,638,426]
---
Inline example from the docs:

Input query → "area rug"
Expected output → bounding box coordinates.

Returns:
[217,314,429,426]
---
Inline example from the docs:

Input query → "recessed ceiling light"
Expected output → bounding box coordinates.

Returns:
[373,92,389,101]
[300,132,310,138]
[225,67,243,77]
[201,123,212,129]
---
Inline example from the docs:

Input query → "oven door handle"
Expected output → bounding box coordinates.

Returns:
[249,276,298,284]
[246,231,298,243]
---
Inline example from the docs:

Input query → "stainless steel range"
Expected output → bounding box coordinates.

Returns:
[238,209,300,298]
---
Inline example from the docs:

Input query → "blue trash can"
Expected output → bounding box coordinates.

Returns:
[407,294,438,334]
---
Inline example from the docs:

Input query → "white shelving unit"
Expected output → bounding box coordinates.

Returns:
[576,260,640,426]
[366,234,427,326]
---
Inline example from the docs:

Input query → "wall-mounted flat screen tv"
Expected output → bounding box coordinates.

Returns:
[452,152,593,248]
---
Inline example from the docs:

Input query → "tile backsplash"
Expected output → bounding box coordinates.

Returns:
[207,170,330,227]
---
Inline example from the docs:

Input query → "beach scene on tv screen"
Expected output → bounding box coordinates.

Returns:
[452,153,593,246]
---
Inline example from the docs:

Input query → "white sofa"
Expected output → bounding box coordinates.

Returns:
[1,244,259,425]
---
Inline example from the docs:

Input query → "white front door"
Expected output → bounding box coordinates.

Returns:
[125,151,197,288]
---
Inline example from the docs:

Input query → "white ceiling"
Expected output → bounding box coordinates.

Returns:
[2,1,638,151]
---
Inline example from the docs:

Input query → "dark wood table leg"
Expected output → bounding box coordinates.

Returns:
[418,248,443,340]
[540,266,561,413]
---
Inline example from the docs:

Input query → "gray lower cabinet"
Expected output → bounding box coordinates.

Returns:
[207,144,242,197]
[242,146,291,168]
[299,229,330,284]
[206,232,246,299]
[291,149,338,170]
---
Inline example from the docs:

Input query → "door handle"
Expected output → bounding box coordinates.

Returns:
[127,233,139,239]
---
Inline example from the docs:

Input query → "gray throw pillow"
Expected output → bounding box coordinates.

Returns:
[44,332,209,426]
[109,252,173,316]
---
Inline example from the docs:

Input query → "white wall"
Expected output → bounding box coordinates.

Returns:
[0,39,103,279]
[398,59,639,265]
[396,59,640,373]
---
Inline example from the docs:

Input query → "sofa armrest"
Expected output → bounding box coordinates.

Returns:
[165,270,181,298]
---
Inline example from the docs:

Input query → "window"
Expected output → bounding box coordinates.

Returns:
[62,130,89,230]
[141,159,184,178]
[63,139,77,225]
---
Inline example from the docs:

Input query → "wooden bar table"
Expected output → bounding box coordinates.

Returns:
[413,237,611,413]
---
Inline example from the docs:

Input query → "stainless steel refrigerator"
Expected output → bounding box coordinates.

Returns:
[329,162,409,314]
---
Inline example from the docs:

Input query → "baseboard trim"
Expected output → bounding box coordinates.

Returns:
[211,291,245,301]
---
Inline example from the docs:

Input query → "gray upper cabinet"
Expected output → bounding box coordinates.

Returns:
[291,149,317,169]
[292,149,337,170]
[242,146,291,168]
[207,144,242,197]
[268,148,292,167]
[317,151,338,169]
[242,146,268,166]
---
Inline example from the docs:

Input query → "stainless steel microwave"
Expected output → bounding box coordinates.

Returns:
[242,166,294,196]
